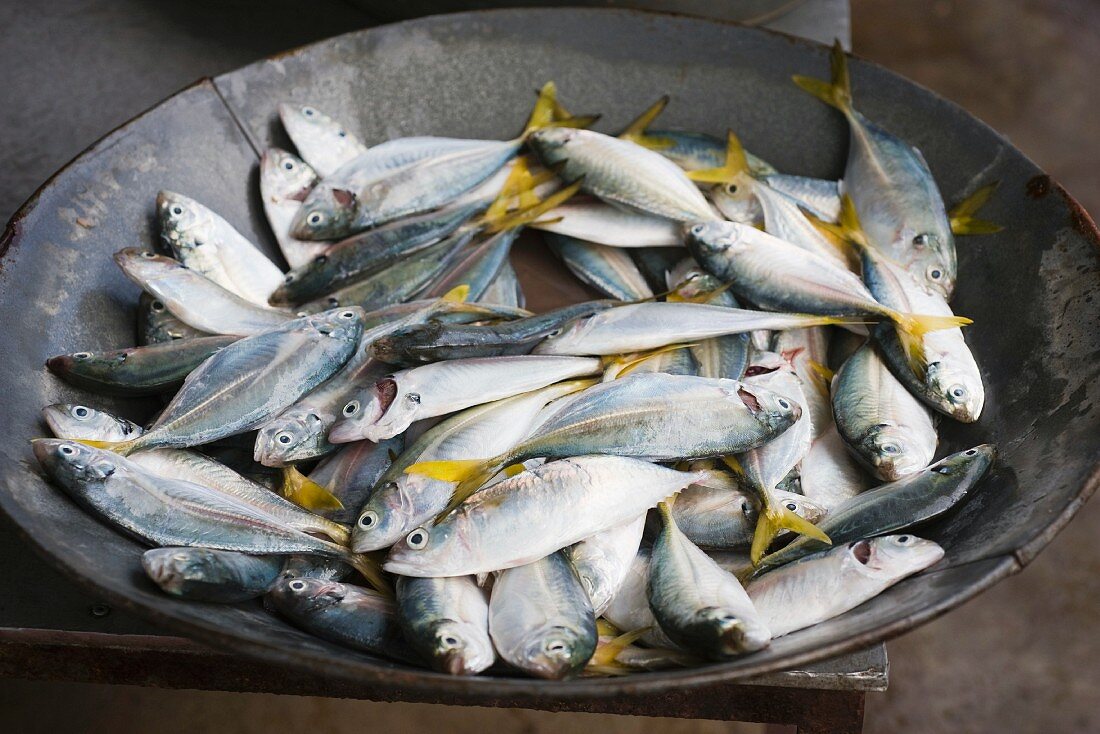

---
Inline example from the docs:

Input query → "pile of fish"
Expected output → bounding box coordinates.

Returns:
[36,44,1000,679]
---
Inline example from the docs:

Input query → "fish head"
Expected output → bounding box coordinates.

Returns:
[308,307,365,344]
[847,535,944,582]
[268,577,347,616]
[156,191,209,248]
[32,439,118,486]
[516,624,592,680]
[861,422,930,481]
[113,247,179,281]
[41,404,139,442]
[696,607,772,656]
[531,312,597,356]
[927,444,997,486]
[290,182,358,240]
[370,322,443,365]
[141,548,226,594]
[328,378,396,443]
[350,479,415,552]
[666,258,724,299]
[254,409,328,466]
[708,179,762,224]
[429,619,496,676]
[260,148,317,202]
[383,523,459,576]
[526,127,580,166]
[775,493,828,526]
[905,230,957,298]
[683,220,746,266]
[732,381,802,434]
[925,360,984,423]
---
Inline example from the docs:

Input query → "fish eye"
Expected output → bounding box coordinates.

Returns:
[358,511,378,529]
[342,400,360,417]
[740,500,752,515]
[72,352,92,360]
[151,300,165,312]
[965,449,977,456]
[785,502,798,511]
[912,234,930,248]
[340,310,355,319]
[172,552,190,562]
[326,297,339,307]
[934,466,952,475]
[690,224,706,236]
[171,205,183,216]
[881,442,900,455]
[283,160,294,170]
[288,580,307,591]
[949,385,967,400]
[314,255,328,265]
[897,535,912,544]
[442,635,459,646]
[59,445,76,455]
[283,273,295,284]
[928,267,943,281]
[546,640,568,653]
[777,398,791,410]
[302,107,316,117]
[308,213,323,225]
[406,393,421,404]
[337,131,347,138]
[406,528,429,549]
[140,251,156,259]
[276,432,293,445]
[72,406,90,419]
[724,183,738,195]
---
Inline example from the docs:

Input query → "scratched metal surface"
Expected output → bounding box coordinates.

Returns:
[0,9,1096,697]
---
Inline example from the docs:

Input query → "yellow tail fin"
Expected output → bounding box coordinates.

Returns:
[503,463,527,478]
[591,626,653,668]
[602,343,697,380]
[440,284,470,303]
[281,466,344,512]
[792,40,853,115]
[404,458,487,483]
[344,551,394,598]
[619,96,670,142]
[483,179,584,234]
[686,130,750,184]
[888,311,973,379]
[806,359,835,399]
[950,181,1003,235]
[750,493,832,565]
[75,438,138,456]
[523,81,599,135]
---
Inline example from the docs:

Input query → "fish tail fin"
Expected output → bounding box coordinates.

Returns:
[75,438,138,456]
[482,178,584,234]
[950,181,1003,235]
[686,130,750,184]
[343,551,394,598]
[806,359,835,398]
[886,310,971,379]
[502,463,527,478]
[591,626,654,668]
[619,96,670,142]
[440,285,470,303]
[602,343,696,380]
[750,491,831,564]
[656,500,676,526]
[522,81,598,135]
[792,40,853,115]
[281,466,344,512]
[435,462,507,523]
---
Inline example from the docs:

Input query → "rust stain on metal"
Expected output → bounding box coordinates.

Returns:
[1026,174,1052,199]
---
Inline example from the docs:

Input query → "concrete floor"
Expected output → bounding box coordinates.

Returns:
[1,1,1098,732]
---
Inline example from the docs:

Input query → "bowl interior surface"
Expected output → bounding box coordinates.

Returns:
[0,8,1097,698]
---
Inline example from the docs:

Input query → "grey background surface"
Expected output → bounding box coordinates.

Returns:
[1,1,1097,732]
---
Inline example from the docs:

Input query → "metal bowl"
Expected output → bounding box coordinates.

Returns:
[0,8,1097,699]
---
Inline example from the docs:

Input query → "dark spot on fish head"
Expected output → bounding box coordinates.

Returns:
[1026,174,1051,199]
[850,539,872,565]
[737,387,761,413]
[332,188,355,208]
[375,378,399,415]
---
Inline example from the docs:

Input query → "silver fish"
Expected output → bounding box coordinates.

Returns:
[747,534,944,636]
[259,148,328,269]
[528,128,720,223]
[277,103,369,178]
[545,233,653,301]
[671,482,825,551]
[531,197,683,247]
[754,181,851,267]
[535,301,846,356]
[567,514,646,616]
[478,258,525,308]
[93,309,363,454]
[308,436,403,525]
[351,381,588,552]
[330,355,601,443]
[142,547,285,603]
[832,342,937,481]
[396,575,495,675]
[115,248,293,336]
[647,502,771,659]
[157,191,284,305]
[488,551,597,679]
[41,403,141,443]
[384,456,713,578]
[601,549,679,650]
[759,173,842,223]
[666,259,751,380]
[794,43,956,296]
